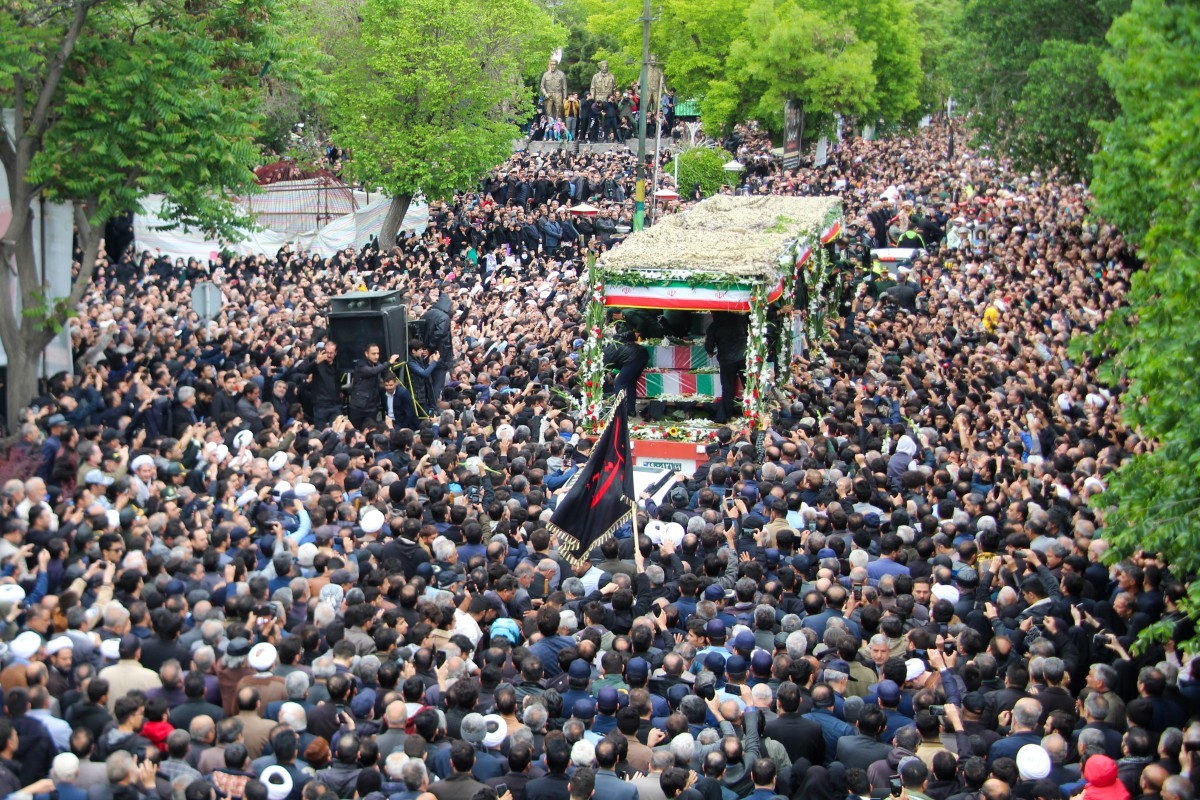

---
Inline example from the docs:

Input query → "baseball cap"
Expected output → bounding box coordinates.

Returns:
[732,631,756,652]
[84,469,114,486]
[704,584,726,601]
[571,698,596,720]
[705,619,726,640]
[350,689,377,718]
[725,655,747,677]
[626,657,649,683]
[877,679,901,705]
[596,687,619,713]
[568,659,591,680]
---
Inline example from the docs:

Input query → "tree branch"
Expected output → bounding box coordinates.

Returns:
[27,0,95,143]
[13,76,27,148]
[67,198,104,313]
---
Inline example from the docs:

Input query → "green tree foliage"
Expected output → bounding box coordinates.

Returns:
[703,0,877,138]
[1082,0,1200,645]
[909,0,961,112]
[1011,42,1115,183]
[0,0,299,424]
[843,0,922,122]
[576,0,750,99]
[553,0,621,95]
[668,148,729,199]
[330,0,562,245]
[949,0,1124,179]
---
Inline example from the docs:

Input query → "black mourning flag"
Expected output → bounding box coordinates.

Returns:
[548,401,635,565]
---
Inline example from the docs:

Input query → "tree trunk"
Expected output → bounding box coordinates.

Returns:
[379,194,413,250]
[3,336,41,433]
[0,199,102,430]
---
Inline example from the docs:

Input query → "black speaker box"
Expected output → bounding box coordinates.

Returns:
[327,291,409,374]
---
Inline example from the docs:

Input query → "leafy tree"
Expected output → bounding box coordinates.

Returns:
[907,0,961,113]
[330,0,562,246]
[0,0,301,425]
[669,148,729,199]
[843,0,923,122]
[948,0,1124,179]
[704,0,877,138]
[1011,42,1115,182]
[578,0,751,99]
[1081,0,1200,647]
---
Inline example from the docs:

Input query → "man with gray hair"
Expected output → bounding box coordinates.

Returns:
[785,630,808,661]
[398,759,429,798]
[264,671,310,721]
[278,702,308,736]
[1085,663,1126,728]
[631,749,674,800]
[987,697,1042,767]
[48,752,84,800]
[377,701,409,758]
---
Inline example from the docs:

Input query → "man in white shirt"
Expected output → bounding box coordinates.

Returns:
[452,595,493,648]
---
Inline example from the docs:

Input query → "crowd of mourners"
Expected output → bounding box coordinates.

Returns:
[0,120,1195,800]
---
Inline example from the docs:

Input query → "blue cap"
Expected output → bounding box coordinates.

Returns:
[766,548,781,564]
[571,698,596,719]
[817,547,837,559]
[704,584,726,601]
[704,651,727,674]
[667,684,690,708]
[165,579,187,596]
[877,679,901,705]
[705,619,726,640]
[864,513,882,527]
[733,631,756,652]
[626,657,650,682]
[350,689,376,718]
[751,650,773,675]
[597,687,619,713]
[725,655,748,676]
[568,659,591,680]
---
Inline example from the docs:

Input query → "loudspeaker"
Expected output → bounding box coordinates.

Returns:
[327,291,409,374]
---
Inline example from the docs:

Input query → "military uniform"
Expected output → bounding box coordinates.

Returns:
[540,67,568,119]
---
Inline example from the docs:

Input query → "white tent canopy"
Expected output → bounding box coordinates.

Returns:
[133,194,429,260]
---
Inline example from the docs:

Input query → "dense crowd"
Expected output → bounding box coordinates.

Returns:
[1,120,1194,800]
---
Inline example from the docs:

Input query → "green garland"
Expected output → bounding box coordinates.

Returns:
[581,253,607,432]
[742,282,773,428]
[598,268,773,290]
